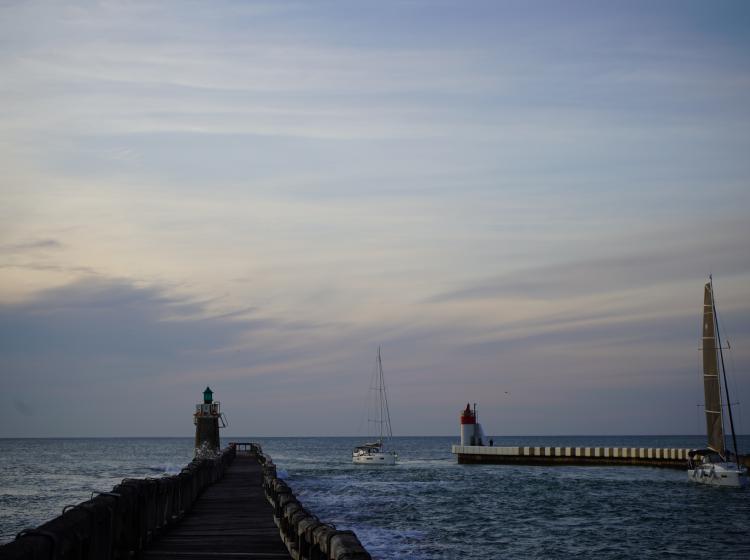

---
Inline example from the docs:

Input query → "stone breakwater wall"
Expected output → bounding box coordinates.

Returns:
[257,450,371,560]
[0,446,236,560]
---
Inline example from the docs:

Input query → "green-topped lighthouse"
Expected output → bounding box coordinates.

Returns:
[193,386,226,456]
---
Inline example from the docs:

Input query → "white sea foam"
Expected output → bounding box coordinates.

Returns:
[276,468,289,479]
[148,463,183,475]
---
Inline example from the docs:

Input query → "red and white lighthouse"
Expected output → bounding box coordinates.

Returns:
[460,403,485,446]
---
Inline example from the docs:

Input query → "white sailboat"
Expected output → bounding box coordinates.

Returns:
[688,277,748,487]
[353,347,398,465]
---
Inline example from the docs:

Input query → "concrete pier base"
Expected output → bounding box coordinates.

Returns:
[195,416,220,455]
[452,445,694,469]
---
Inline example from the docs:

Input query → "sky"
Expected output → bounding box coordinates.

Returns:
[1,0,749,438]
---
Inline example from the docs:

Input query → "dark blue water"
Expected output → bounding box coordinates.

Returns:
[2,436,749,558]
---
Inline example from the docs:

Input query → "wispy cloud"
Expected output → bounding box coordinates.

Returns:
[0,276,313,434]
[428,217,750,303]
[0,239,64,253]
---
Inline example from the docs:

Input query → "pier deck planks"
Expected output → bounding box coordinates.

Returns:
[144,454,291,560]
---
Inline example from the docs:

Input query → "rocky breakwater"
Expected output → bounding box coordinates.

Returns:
[258,451,371,560]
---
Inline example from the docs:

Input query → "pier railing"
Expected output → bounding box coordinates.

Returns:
[252,447,372,560]
[1,446,236,560]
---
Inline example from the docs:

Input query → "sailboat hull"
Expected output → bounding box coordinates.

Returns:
[688,463,748,488]
[352,450,397,465]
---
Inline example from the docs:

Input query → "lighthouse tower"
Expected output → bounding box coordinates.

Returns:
[194,386,225,456]
[460,403,485,446]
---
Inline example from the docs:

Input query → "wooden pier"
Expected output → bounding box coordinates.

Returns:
[0,443,370,560]
[452,445,694,468]
[144,450,290,559]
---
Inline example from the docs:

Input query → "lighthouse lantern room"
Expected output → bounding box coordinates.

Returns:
[196,386,220,417]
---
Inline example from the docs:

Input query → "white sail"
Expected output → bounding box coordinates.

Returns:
[701,282,725,456]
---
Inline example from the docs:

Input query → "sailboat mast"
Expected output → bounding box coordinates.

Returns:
[378,346,393,441]
[710,276,740,462]
[378,347,384,443]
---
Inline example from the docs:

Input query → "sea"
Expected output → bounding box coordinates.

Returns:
[1,435,749,559]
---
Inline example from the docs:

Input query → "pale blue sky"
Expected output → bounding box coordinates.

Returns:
[1,1,749,437]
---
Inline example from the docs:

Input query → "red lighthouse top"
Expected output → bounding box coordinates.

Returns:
[460,403,476,425]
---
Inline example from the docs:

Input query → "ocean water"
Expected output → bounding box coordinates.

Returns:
[1,436,749,559]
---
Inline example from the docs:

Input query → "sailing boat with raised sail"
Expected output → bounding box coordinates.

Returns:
[687,277,748,487]
[352,347,398,465]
